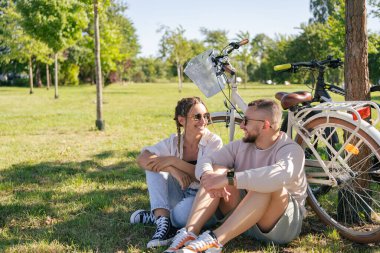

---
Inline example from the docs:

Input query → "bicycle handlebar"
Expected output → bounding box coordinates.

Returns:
[273,56,343,72]
[222,38,249,55]
[211,39,249,75]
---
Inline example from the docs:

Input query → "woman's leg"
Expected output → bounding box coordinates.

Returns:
[146,170,183,217]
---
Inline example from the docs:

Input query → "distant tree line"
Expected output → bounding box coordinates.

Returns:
[1,0,379,89]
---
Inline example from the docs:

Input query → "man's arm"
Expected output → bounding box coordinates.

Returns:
[195,142,236,181]
[236,144,305,192]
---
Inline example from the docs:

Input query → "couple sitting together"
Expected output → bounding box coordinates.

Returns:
[130,96,307,253]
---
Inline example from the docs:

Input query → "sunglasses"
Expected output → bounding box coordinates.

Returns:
[190,113,211,122]
[242,116,267,126]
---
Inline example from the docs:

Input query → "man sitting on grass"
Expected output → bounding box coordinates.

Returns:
[165,99,307,253]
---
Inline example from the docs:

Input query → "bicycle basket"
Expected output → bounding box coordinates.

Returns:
[184,49,226,98]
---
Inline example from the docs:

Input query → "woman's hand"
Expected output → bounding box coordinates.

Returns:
[169,166,192,190]
[147,156,176,172]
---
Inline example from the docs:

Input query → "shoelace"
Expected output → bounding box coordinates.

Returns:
[187,231,219,251]
[142,212,155,224]
[152,217,170,239]
[169,229,193,249]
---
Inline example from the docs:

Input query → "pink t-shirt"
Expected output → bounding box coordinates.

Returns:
[196,132,307,215]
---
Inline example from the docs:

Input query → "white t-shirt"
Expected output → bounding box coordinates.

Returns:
[142,128,223,188]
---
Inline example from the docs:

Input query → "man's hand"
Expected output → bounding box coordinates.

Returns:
[169,166,192,190]
[147,156,176,172]
[202,172,229,191]
[208,188,231,201]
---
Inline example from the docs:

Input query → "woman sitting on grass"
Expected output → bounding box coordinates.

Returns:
[130,97,223,249]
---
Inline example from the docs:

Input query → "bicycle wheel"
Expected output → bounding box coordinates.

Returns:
[208,112,243,144]
[295,116,380,243]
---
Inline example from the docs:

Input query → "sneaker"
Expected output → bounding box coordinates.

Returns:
[178,230,223,253]
[130,209,156,225]
[147,216,176,248]
[164,227,197,252]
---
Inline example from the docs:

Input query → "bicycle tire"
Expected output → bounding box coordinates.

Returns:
[295,116,380,243]
[209,112,243,143]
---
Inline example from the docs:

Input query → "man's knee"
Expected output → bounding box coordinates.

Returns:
[257,188,289,232]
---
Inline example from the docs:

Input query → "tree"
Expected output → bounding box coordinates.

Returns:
[158,26,192,92]
[0,1,51,93]
[233,31,253,85]
[339,0,371,225]
[93,0,104,130]
[309,0,340,23]
[200,28,229,50]
[17,0,89,98]
[72,0,139,84]
[345,0,370,101]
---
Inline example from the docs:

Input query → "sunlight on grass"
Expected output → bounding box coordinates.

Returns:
[0,83,378,252]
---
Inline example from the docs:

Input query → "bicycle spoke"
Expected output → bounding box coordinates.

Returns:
[298,116,380,242]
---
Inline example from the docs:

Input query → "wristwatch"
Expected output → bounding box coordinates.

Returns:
[227,170,235,186]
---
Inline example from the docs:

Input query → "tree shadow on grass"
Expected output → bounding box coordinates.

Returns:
[0,149,155,252]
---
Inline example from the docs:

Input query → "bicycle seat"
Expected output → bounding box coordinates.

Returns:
[275,91,312,110]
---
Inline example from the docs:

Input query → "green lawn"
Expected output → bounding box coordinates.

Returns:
[0,83,378,252]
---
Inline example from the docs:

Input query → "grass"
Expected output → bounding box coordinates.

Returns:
[0,82,379,252]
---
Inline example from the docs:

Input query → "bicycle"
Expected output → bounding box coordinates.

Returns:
[184,40,380,243]
[273,56,380,132]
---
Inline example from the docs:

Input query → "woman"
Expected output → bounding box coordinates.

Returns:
[130,97,222,248]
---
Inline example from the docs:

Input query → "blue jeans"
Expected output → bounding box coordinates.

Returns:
[146,170,197,228]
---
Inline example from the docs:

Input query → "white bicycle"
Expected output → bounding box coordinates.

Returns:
[184,40,380,243]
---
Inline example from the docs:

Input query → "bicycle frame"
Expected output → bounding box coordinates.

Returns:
[211,75,247,142]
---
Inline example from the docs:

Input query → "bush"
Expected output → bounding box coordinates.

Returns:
[59,63,79,86]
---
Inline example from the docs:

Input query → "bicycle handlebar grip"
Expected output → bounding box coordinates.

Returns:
[239,39,249,46]
[273,64,292,71]
[223,64,236,75]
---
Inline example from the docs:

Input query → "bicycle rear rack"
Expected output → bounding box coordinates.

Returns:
[295,101,380,127]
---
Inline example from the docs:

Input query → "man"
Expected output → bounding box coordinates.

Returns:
[164,99,307,253]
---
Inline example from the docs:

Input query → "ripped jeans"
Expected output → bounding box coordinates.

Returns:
[146,170,197,228]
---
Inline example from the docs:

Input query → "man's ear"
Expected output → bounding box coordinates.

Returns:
[263,120,270,129]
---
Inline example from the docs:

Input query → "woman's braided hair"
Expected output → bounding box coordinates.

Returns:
[173,97,208,158]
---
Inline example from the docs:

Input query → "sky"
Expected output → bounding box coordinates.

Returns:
[125,0,379,57]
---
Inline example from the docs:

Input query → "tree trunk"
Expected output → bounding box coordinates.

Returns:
[94,0,105,131]
[54,53,59,99]
[339,0,371,224]
[28,57,33,94]
[46,64,50,90]
[345,0,370,101]
[35,63,42,88]
[177,63,182,93]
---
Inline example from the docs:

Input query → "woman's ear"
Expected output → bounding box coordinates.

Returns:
[178,116,186,126]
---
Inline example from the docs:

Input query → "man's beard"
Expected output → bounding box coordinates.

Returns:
[243,134,257,143]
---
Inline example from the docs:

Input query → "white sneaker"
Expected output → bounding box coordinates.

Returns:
[164,227,197,252]
[178,230,223,253]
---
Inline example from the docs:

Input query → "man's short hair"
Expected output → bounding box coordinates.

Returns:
[248,99,282,130]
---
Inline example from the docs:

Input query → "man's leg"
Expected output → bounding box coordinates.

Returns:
[214,188,288,245]
[186,184,241,235]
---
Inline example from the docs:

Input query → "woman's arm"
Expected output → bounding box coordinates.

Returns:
[137,150,196,180]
